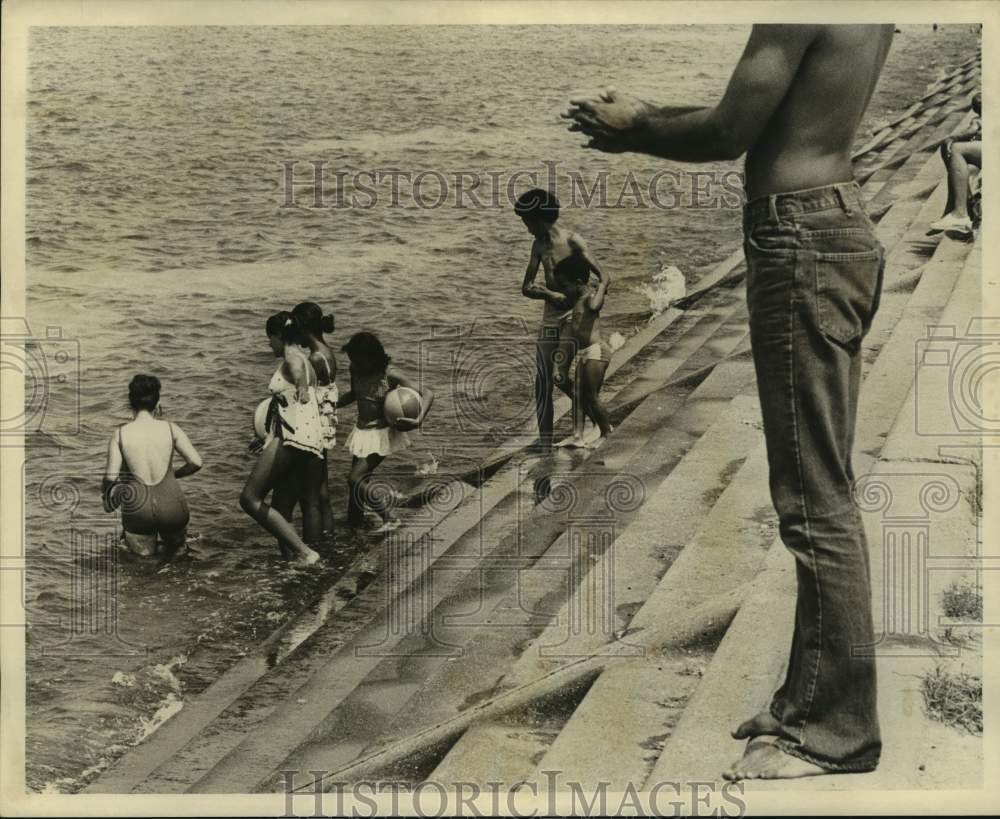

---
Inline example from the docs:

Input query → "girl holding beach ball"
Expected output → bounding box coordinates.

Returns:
[338,331,433,532]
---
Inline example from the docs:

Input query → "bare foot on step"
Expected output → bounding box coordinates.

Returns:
[724,736,828,781]
[294,547,321,566]
[731,709,781,739]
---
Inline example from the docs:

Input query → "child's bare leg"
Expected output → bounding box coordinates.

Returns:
[348,453,388,522]
[580,359,612,437]
[301,454,325,545]
[318,453,335,535]
[240,437,319,564]
[272,463,302,558]
[572,362,586,439]
[347,456,366,527]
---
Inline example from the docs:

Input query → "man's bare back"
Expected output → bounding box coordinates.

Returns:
[563,24,895,199]
[746,25,894,197]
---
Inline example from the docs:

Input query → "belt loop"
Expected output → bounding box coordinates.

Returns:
[767,194,779,224]
[836,184,854,216]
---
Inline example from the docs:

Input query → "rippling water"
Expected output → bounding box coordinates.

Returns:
[24,23,778,791]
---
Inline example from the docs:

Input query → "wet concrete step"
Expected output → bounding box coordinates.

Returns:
[179,312,754,792]
[422,369,768,787]
[257,323,754,791]
[94,295,740,792]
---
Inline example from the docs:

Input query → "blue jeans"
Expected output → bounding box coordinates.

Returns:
[743,181,883,771]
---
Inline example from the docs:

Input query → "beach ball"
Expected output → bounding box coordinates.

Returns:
[384,386,422,428]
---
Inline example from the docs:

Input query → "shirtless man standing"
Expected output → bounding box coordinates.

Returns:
[565,25,895,780]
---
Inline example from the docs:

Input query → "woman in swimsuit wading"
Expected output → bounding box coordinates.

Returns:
[103,374,202,562]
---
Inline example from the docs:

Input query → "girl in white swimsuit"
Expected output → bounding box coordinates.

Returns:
[338,331,433,531]
[293,301,339,538]
[239,312,322,564]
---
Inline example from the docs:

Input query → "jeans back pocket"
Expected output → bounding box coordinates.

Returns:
[814,249,883,346]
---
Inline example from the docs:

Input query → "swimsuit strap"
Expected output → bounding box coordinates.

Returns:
[316,353,333,382]
[285,345,315,387]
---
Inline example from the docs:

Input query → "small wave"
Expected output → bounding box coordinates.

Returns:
[637,264,686,317]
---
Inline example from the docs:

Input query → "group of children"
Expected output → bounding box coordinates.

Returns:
[238,303,434,563]
[104,189,614,564]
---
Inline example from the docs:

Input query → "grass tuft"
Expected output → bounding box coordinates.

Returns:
[940,580,983,621]
[921,665,982,735]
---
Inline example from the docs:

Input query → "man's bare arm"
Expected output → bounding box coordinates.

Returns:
[565,25,820,161]
[521,244,542,297]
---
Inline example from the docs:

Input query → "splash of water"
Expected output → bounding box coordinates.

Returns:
[638,264,686,317]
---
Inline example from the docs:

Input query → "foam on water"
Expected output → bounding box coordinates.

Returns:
[638,264,687,317]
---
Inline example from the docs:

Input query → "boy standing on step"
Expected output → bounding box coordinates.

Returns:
[565,24,895,781]
[515,188,609,450]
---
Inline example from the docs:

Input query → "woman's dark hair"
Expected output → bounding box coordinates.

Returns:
[265,311,303,343]
[128,374,161,412]
[971,92,982,116]
[292,301,335,337]
[514,188,559,224]
[342,331,390,376]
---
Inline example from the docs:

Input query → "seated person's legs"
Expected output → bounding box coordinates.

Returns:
[930,142,982,235]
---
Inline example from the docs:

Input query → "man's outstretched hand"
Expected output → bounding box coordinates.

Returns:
[563,88,654,153]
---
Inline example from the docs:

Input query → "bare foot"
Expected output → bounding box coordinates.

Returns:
[295,547,321,566]
[724,737,828,781]
[372,517,401,534]
[731,709,781,739]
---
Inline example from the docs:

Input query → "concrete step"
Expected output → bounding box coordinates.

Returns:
[432,397,774,787]
[178,312,754,792]
[266,326,755,790]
